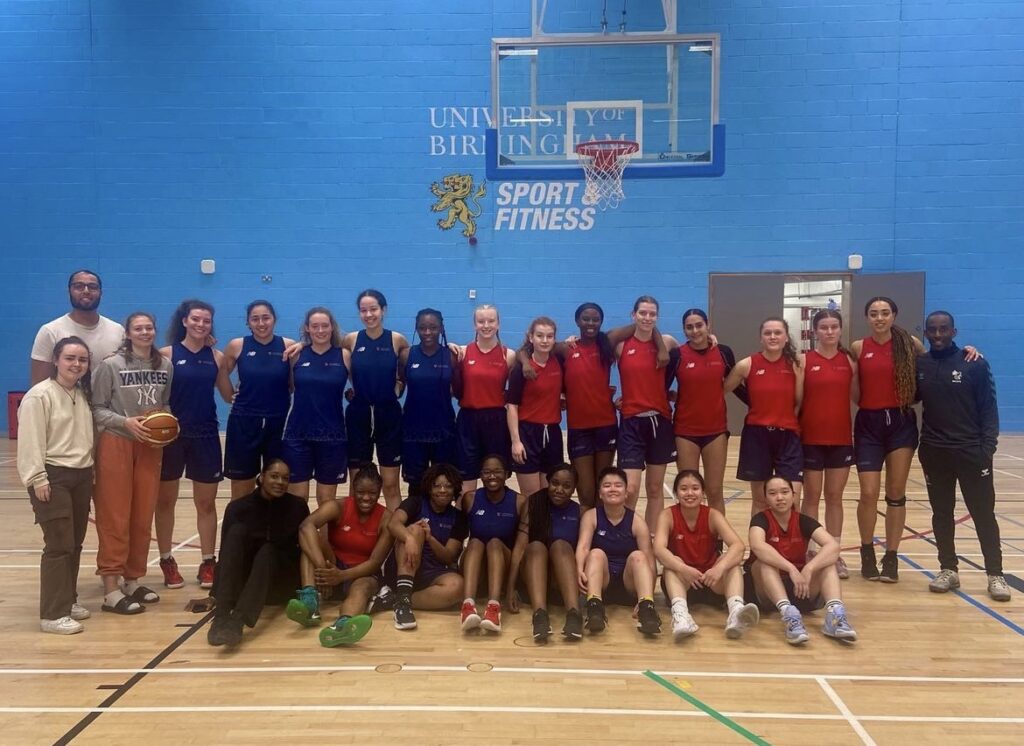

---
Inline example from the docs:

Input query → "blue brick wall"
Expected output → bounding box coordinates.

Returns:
[2,1,1022,429]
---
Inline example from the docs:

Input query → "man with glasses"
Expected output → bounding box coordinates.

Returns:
[30,270,124,384]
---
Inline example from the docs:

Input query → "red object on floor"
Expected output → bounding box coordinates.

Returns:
[8,391,26,439]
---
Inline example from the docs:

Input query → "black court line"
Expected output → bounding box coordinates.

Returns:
[54,611,214,745]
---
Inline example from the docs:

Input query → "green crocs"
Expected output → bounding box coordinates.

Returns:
[319,614,373,648]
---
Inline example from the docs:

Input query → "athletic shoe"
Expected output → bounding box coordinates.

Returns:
[562,608,583,641]
[40,616,83,635]
[460,600,481,631]
[879,551,899,583]
[823,603,857,641]
[197,558,216,589]
[585,597,607,633]
[207,616,242,647]
[836,557,850,580]
[988,575,1011,602]
[480,601,502,633]
[285,587,321,627]
[781,605,809,645]
[367,585,396,615]
[636,599,662,636]
[394,598,417,630]
[725,603,760,639]
[532,608,552,642]
[860,545,879,581]
[319,614,373,648]
[671,607,699,640]
[928,569,961,593]
[70,603,91,621]
[160,556,185,589]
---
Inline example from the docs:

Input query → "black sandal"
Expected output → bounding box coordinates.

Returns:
[102,596,145,615]
[126,585,160,604]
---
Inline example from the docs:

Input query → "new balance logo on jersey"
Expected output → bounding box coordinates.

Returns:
[769,536,780,543]
[597,530,607,537]
[356,346,366,353]
[411,363,420,369]
[247,351,257,357]
[300,362,311,367]
[475,509,486,515]
[176,359,187,365]
[468,360,477,365]
[342,525,351,532]
[755,369,766,376]
[627,349,637,355]
[810,365,821,372]
[572,352,581,359]
[686,362,696,369]
[952,370,962,383]
[865,352,874,358]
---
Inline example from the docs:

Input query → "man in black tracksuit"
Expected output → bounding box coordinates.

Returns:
[916,311,1010,602]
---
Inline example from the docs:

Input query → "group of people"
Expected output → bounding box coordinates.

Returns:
[17,269,1009,649]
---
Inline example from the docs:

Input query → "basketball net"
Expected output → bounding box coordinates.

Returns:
[574,140,639,210]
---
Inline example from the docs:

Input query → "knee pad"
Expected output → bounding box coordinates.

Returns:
[884,495,907,508]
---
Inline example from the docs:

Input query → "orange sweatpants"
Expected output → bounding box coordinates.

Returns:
[94,431,162,579]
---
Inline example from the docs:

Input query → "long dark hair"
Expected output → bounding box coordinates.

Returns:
[574,302,614,369]
[51,336,93,405]
[121,312,164,370]
[167,299,215,345]
[527,463,577,544]
[864,296,917,408]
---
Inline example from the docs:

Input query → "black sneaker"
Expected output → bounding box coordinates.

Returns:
[879,551,899,583]
[532,608,552,643]
[367,585,396,614]
[207,616,242,647]
[562,608,583,641]
[860,544,880,581]
[585,597,606,633]
[636,599,662,636]
[393,598,417,630]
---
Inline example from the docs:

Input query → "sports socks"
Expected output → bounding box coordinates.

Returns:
[776,599,793,613]
[396,574,414,599]
[726,595,745,614]
[670,596,688,614]
[825,598,843,610]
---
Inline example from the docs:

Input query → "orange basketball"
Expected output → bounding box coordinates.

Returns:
[141,411,180,445]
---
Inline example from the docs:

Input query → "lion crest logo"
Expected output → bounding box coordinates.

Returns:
[430,173,486,238]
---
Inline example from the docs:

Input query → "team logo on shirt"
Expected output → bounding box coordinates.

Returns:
[769,536,780,543]
[627,349,636,356]
[810,365,821,372]
[247,351,257,357]
[864,352,875,359]
[356,346,366,353]
[572,352,581,359]
[475,509,486,515]
[597,530,607,537]
[686,362,696,369]
[137,386,158,407]
[176,359,187,365]
[411,363,421,369]
[951,370,962,383]
[755,369,766,376]
[468,360,477,365]
[300,362,311,367]
[342,524,352,531]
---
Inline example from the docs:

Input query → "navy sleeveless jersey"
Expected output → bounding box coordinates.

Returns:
[549,500,581,546]
[408,497,466,571]
[403,344,456,441]
[468,487,519,545]
[284,346,348,441]
[232,335,290,418]
[592,504,638,575]
[350,329,399,406]
[168,342,219,438]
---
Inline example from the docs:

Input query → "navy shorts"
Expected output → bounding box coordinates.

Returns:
[743,569,823,614]
[384,552,458,593]
[660,575,726,609]
[854,407,919,472]
[160,435,223,483]
[515,422,564,474]
[282,438,348,485]
[736,425,803,482]
[346,399,403,468]
[617,413,676,470]
[402,436,458,493]
[456,406,512,480]
[604,571,638,607]
[802,444,854,471]
[676,431,729,451]
[567,423,618,460]
[223,413,286,480]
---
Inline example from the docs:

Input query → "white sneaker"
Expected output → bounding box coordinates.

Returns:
[70,603,91,621]
[725,602,760,639]
[988,575,1011,602]
[671,608,699,640]
[928,569,960,593]
[40,616,83,635]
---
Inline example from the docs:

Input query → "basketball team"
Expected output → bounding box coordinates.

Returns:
[17,269,1009,649]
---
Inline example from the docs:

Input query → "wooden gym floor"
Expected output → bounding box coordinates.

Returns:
[1,436,1022,745]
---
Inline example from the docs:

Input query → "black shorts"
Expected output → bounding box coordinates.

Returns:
[802,444,854,471]
[676,431,729,451]
[223,413,286,480]
[515,422,564,474]
[617,413,676,469]
[743,568,823,614]
[346,399,403,468]
[456,407,512,480]
[281,438,348,485]
[854,407,919,472]
[659,575,726,608]
[604,571,638,607]
[401,436,458,491]
[736,425,803,482]
[567,423,618,459]
[160,435,224,483]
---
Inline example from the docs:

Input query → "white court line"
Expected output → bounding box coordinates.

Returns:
[147,521,221,567]
[994,468,1022,481]
[816,676,876,746]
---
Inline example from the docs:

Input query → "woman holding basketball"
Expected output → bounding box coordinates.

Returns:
[92,312,174,612]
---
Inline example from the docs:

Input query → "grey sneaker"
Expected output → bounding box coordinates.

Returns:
[929,569,961,593]
[988,575,1011,602]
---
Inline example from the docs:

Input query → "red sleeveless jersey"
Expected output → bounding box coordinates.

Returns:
[459,342,508,409]
[857,337,899,409]
[800,349,853,445]
[667,504,721,573]
[618,336,671,419]
[763,509,808,570]
[673,344,729,437]
[745,353,799,432]
[516,356,563,425]
[330,498,385,567]
[563,343,616,430]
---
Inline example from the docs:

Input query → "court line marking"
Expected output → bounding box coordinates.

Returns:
[644,669,771,745]
[816,676,876,746]
[994,468,1022,480]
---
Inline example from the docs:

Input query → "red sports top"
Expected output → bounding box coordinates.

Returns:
[330,498,386,567]
[459,342,508,409]
[800,349,853,445]
[563,343,616,430]
[668,504,721,573]
[673,344,729,437]
[508,356,563,425]
[857,337,899,409]
[762,509,808,571]
[745,353,799,432]
[618,336,671,419]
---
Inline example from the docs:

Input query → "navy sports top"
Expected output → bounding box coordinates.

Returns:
[232,335,290,418]
[403,344,456,441]
[592,504,638,575]
[168,342,219,438]
[399,495,468,571]
[284,346,348,441]
[548,499,581,547]
[468,487,519,547]
[350,329,399,406]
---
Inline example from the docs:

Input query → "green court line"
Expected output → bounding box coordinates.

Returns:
[643,670,772,745]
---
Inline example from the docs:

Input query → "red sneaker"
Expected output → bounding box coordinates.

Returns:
[480,601,502,633]
[460,601,481,631]
[160,556,185,589]
[197,558,216,589]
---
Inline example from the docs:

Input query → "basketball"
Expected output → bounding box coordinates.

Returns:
[141,411,180,445]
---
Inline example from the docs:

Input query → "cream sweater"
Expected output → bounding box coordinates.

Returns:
[16,379,94,489]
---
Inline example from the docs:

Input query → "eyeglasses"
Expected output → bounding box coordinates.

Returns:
[70,282,100,292]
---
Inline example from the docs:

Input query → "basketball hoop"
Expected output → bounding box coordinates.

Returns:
[574,140,639,210]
